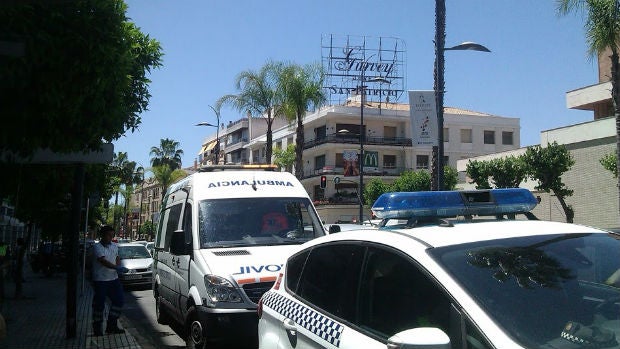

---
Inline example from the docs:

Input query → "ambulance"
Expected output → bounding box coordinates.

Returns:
[152,165,326,348]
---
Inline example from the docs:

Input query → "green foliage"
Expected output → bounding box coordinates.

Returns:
[443,166,458,190]
[217,61,284,163]
[487,156,527,188]
[364,178,391,206]
[0,0,163,156]
[523,142,574,197]
[391,170,432,192]
[466,160,492,189]
[523,142,575,222]
[273,144,296,172]
[600,153,618,178]
[278,62,326,179]
[150,165,187,199]
[139,220,156,239]
[150,138,184,170]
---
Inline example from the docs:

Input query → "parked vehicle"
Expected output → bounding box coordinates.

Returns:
[259,188,620,349]
[117,243,152,287]
[152,165,326,348]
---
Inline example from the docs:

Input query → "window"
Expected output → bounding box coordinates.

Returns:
[416,155,429,169]
[461,129,472,143]
[314,155,326,170]
[315,126,326,139]
[158,203,182,250]
[502,131,514,145]
[335,153,344,168]
[384,126,397,139]
[443,128,449,142]
[358,246,451,339]
[296,244,365,322]
[484,130,495,144]
[383,155,396,169]
[275,141,282,150]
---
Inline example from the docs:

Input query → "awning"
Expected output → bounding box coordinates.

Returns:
[198,141,216,155]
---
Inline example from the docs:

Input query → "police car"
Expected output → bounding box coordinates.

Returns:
[258,188,620,349]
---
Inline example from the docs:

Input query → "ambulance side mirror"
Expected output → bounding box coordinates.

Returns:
[170,230,191,255]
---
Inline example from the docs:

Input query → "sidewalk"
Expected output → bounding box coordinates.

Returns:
[0,261,142,349]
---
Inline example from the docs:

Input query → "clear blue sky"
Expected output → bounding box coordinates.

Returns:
[115,0,597,171]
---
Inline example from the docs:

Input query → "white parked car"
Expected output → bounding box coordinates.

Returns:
[117,243,153,287]
[258,188,620,349]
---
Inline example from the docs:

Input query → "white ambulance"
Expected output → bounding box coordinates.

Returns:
[152,165,326,348]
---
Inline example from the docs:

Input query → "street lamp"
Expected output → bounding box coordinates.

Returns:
[434,0,490,191]
[196,104,222,164]
[356,74,391,225]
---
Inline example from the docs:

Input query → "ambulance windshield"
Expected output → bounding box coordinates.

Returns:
[198,197,326,248]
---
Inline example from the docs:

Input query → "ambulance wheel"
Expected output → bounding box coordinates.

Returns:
[155,293,170,325]
[186,306,207,349]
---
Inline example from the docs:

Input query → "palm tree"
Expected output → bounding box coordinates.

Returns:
[279,62,326,179]
[110,152,138,232]
[217,61,284,164]
[150,138,183,170]
[151,164,187,199]
[557,0,620,221]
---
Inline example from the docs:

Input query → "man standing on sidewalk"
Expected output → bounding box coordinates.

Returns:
[91,225,128,336]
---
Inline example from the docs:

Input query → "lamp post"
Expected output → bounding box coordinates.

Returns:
[196,104,222,164]
[357,74,391,224]
[434,0,490,191]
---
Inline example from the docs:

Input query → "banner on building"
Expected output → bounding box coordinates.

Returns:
[409,90,437,147]
[364,151,379,173]
[343,150,359,177]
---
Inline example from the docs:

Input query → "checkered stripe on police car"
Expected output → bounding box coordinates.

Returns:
[262,291,344,347]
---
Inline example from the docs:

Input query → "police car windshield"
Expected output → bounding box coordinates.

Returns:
[198,197,325,248]
[430,232,620,349]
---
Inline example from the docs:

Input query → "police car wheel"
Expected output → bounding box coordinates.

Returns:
[186,307,206,349]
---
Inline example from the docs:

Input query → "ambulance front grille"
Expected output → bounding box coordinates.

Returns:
[243,282,274,304]
[212,249,250,256]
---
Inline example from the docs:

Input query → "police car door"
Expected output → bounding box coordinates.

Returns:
[270,243,384,349]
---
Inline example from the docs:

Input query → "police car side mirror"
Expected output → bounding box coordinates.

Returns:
[170,230,191,255]
[387,327,450,349]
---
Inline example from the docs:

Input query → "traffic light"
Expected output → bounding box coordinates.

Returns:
[320,175,327,189]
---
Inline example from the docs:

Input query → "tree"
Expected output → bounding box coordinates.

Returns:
[600,153,618,177]
[523,142,575,223]
[273,144,296,172]
[466,160,492,189]
[0,0,162,157]
[364,178,392,206]
[443,166,459,190]
[217,61,284,164]
[279,63,327,179]
[487,156,527,188]
[150,164,187,199]
[391,170,432,192]
[150,138,183,171]
[557,0,620,222]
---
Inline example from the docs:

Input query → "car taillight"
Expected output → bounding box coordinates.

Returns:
[273,272,283,290]
[257,297,263,318]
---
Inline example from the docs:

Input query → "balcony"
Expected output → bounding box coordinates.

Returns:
[303,133,412,150]
[303,166,412,179]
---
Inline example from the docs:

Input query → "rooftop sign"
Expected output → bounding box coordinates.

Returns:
[321,34,406,106]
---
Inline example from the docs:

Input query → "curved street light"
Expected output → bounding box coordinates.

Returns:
[196,104,221,164]
[434,0,490,190]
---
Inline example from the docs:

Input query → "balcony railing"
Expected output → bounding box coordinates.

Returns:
[303,166,413,179]
[303,133,412,150]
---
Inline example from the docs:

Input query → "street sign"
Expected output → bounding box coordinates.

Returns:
[334,176,341,184]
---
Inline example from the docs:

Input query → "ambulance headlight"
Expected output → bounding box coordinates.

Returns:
[204,275,242,305]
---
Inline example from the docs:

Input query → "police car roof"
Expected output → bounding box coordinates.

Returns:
[306,220,606,249]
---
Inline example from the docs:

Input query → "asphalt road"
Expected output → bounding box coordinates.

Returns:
[122,285,256,349]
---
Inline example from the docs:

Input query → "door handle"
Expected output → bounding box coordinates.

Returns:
[283,318,297,348]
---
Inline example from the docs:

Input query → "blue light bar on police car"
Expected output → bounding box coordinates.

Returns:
[371,188,538,219]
